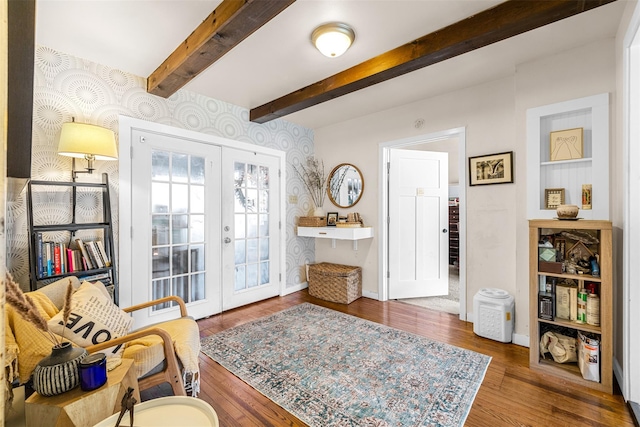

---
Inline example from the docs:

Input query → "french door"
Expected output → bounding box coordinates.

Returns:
[221,148,281,310]
[128,127,282,325]
[131,130,222,323]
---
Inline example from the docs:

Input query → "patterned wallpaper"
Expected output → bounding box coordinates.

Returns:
[7,46,316,293]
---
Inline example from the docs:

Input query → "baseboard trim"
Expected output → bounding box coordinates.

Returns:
[629,401,640,427]
[362,289,379,300]
[282,282,307,296]
[614,358,626,399]
[512,333,530,348]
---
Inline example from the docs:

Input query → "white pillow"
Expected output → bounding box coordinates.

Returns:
[48,281,134,358]
[89,280,112,300]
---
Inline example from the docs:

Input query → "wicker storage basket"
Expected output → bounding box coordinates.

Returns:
[298,216,326,227]
[308,262,362,304]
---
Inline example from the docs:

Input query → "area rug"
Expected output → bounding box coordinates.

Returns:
[201,303,491,426]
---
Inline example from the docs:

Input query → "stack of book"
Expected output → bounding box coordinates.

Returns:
[35,234,111,278]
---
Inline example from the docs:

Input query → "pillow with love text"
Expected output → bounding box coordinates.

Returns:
[48,281,134,359]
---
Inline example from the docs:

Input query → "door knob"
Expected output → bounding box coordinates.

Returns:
[224,237,231,243]
[442,229,448,233]
[224,226,230,232]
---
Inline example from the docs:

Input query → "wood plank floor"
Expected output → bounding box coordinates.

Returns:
[196,291,635,426]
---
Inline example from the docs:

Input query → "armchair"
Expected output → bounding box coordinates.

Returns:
[5,277,200,397]
[85,295,190,396]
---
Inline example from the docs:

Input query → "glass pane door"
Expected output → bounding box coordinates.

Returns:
[222,148,280,310]
[131,129,221,325]
[233,162,271,291]
[150,150,207,311]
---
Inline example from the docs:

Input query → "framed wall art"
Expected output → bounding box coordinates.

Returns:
[326,212,339,226]
[469,151,514,186]
[550,127,583,161]
[545,188,565,209]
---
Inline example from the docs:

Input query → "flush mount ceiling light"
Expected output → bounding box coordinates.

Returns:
[311,22,355,58]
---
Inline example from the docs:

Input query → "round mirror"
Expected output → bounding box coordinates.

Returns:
[327,163,364,208]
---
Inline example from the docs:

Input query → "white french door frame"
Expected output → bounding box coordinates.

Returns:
[118,116,286,310]
[378,127,467,321]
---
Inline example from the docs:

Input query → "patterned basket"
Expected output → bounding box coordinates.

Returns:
[298,216,326,227]
[308,262,362,304]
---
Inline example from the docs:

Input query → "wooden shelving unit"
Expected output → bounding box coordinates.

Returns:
[529,219,612,393]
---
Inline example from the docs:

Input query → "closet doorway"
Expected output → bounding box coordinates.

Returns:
[379,127,467,320]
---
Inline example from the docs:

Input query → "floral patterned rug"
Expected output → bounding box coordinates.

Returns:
[200,303,491,426]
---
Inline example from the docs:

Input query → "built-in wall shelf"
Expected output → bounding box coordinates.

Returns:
[526,93,609,220]
[297,226,374,250]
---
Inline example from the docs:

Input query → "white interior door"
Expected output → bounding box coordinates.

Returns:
[221,148,281,310]
[131,130,222,325]
[388,149,449,299]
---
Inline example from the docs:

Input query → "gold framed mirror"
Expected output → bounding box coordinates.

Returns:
[327,163,364,208]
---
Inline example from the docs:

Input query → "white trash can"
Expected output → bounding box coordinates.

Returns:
[473,288,515,343]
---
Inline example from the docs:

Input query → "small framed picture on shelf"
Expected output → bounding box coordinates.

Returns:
[544,188,565,209]
[468,151,514,186]
[326,212,339,226]
[550,127,583,161]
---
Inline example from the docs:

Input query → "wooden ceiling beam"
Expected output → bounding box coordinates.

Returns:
[148,0,296,98]
[250,0,616,124]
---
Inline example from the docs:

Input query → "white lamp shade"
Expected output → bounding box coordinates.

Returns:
[57,122,118,160]
[312,23,355,58]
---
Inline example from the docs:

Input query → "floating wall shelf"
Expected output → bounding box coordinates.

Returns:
[297,226,374,250]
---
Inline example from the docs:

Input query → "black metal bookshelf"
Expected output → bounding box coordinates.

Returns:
[27,173,118,304]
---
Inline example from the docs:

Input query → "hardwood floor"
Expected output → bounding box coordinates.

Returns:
[196,291,635,426]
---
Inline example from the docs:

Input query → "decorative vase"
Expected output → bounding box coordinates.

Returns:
[32,342,88,396]
[556,204,579,219]
[313,206,325,217]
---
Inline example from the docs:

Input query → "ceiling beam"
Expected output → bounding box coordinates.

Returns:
[250,0,616,124]
[148,0,296,98]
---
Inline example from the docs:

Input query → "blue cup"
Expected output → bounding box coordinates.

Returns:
[79,353,107,391]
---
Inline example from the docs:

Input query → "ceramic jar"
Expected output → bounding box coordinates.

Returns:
[32,342,88,396]
[556,204,579,219]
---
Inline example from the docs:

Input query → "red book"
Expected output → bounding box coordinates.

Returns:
[53,244,62,275]
[66,248,74,273]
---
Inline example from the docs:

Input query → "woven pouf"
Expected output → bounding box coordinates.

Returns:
[308,263,362,304]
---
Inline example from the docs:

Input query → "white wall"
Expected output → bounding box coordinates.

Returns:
[313,38,615,338]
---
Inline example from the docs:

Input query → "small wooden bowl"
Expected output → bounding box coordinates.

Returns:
[556,204,579,219]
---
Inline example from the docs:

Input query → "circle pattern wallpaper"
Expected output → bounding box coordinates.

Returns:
[8,46,315,292]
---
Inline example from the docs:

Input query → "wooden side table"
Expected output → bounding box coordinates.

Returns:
[25,358,139,427]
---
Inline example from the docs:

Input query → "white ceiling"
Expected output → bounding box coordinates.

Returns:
[35,0,627,130]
